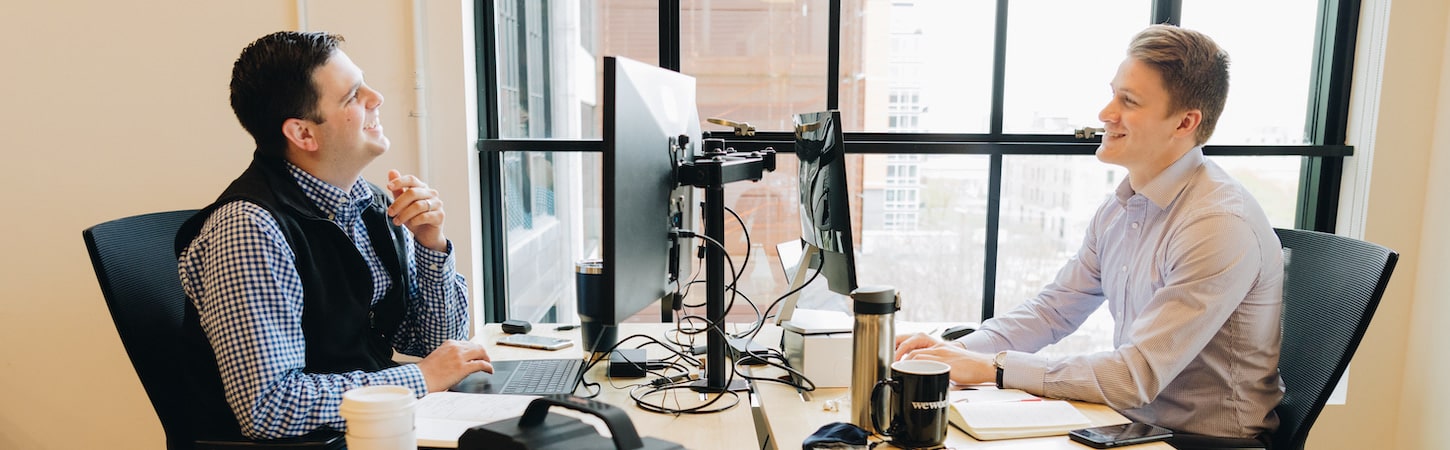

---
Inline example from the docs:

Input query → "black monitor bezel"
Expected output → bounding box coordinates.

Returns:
[794,110,858,296]
[599,56,700,326]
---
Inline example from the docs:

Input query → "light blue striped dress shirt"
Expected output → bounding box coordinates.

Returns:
[960,147,1284,438]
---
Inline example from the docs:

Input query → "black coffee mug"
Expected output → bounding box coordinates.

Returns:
[870,360,951,448]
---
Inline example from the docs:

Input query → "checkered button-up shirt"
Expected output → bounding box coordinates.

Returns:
[178,162,468,439]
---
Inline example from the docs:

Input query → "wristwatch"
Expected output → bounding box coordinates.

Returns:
[993,351,1007,389]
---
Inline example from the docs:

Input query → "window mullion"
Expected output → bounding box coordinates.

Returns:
[476,0,510,322]
[514,0,530,137]
[1298,0,1358,232]
[982,0,1010,320]
[1151,0,1182,25]
[989,0,1008,135]
[540,1,553,137]
[828,0,841,110]
[660,0,680,71]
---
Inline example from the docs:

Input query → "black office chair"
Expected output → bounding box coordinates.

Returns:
[1169,228,1398,450]
[1269,228,1397,450]
[84,210,343,450]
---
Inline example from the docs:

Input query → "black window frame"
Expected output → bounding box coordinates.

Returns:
[473,0,1359,322]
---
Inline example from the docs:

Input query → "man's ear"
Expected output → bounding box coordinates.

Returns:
[282,118,319,152]
[1174,109,1203,140]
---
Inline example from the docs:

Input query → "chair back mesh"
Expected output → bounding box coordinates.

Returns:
[83,210,198,446]
[1272,228,1397,450]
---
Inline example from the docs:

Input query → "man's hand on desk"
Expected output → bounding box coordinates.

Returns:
[417,339,494,393]
[894,332,995,385]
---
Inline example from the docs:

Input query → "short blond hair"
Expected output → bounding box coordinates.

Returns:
[1128,25,1230,146]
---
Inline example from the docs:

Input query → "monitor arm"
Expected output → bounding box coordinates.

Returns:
[674,138,776,393]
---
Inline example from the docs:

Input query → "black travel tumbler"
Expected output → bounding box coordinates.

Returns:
[575,259,614,355]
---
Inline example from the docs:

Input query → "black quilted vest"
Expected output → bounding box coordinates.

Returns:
[174,155,409,440]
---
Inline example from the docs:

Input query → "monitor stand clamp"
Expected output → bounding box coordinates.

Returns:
[676,138,776,393]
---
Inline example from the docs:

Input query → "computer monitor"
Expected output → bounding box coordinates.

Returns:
[777,110,858,323]
[582,56,700,353]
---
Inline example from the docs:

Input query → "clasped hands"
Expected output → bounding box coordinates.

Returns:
[894,332,997,385]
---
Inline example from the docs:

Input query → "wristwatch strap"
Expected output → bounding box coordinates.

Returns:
[993,351,1007,389]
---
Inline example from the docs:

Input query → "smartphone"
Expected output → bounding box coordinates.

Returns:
[496,334,574,351]
[1068,423,1174,448]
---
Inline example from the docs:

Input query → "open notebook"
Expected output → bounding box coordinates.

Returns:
[947,389,1092,441]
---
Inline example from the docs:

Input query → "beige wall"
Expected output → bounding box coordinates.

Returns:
[1395,1,1450,449]
[1314,0,1450,448]
[0,1,1444,449]
[0,1,478,448]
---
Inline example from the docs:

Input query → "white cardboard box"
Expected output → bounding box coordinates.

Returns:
[782,330,852,388]
[780,309,854,388]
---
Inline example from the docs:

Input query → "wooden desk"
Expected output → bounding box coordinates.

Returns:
[474,323,754,450]
[752,383,1173,449]
[745,324,1174,450]
[477,323,1171,449]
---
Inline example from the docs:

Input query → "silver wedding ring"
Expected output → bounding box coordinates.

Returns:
[426,199,435,211]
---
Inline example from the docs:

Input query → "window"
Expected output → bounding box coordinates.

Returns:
[889,88,924,132]
[1182,0,1319,146]
[477,0,1357,350]
[883,211,920,231]
[1002,0,1143,135]
[884,189,917,210]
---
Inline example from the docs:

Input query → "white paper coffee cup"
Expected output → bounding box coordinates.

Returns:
[339,385,417,450]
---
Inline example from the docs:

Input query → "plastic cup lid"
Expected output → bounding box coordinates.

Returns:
[340,385,416,414]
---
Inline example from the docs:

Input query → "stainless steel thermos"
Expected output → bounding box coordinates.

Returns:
[850,285,900,433]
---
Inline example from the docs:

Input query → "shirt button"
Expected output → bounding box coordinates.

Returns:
[1121,265,1128,272]
[430,264,439,271]
[1131,222,1139,229]
[328,213,335,220]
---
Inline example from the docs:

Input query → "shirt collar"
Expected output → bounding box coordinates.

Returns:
[1114,146,1204,210]
[286,162,373,222]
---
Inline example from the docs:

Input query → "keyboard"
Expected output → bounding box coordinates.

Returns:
[496,358,585,395]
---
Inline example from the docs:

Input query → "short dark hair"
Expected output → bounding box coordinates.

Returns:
[229,31,344,158]
[1128,25,1230,146]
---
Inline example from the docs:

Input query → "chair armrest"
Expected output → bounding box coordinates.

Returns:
[1165,433,1267,450]
[195,430,344,450]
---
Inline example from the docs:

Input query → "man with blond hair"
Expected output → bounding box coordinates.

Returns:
[896,25,1282,446]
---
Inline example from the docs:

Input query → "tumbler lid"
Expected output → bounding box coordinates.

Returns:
[576,259,603,274]
[851,285,900,315]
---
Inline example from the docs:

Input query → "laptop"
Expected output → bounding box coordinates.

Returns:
[449,358,585,395]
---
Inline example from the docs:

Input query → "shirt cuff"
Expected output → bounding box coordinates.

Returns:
[374,364,430,398]
[956,325,1014,354]
[957,332,995,353]
[415,239,456,284]
[1001,351,1049,396]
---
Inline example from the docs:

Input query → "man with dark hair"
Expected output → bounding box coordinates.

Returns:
[896,24,1283,444]
[176,31,490,440]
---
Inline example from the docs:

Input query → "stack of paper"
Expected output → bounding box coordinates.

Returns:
[414,393,537,448]
[946,389,1092,441]
[414,392,609,448]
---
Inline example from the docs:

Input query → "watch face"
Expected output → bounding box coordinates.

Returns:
[994,351,1007,368]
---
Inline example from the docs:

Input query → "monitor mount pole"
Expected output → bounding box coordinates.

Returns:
[674,136,776,393]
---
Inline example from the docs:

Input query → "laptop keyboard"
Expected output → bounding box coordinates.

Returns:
[499,359,584,395]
